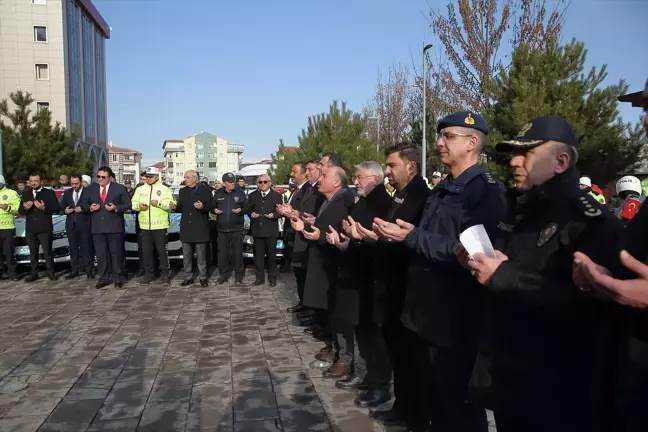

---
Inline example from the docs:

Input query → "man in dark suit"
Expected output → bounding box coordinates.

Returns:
[247,174,283,286]
[19,174,61,282]
[61,175,93,279]
[80,166,131,289]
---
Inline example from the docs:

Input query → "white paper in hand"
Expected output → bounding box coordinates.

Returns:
[459,224,496,259]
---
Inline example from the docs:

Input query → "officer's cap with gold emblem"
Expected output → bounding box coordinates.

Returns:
[436,111,489,135]
[496,115,578,153]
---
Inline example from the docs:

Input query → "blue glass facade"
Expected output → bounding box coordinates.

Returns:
[82,15,95,141]
[66,0,82,130]
[94,29,106,145]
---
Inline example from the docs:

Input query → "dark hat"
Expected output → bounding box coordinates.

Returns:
[437,111,489,135]
[222,172,236,183]
[496,115,578,153]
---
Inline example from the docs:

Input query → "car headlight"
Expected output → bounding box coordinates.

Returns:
[243,235,253,245]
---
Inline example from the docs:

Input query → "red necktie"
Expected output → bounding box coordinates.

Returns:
[101,187,107,203]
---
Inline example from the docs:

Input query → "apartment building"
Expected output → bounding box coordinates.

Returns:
[108,143,142,185]
[162,133,244,186]
[0,0,110,170]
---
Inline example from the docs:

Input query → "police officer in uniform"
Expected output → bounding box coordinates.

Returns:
[374,112,505,432]
[213,172,247,285]
[463,115,624,432]
[0,175,20,280]
[131,166,176,285]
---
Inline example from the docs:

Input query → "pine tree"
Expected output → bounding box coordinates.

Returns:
[269,101,380,181]
[484,40,647,185]
[0,91,94,185]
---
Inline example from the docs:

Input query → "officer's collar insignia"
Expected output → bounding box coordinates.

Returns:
[516,123,532,138]
[464,113,475,125]
[156,190,162,196]
[580,196,602,217]
[537,223,558,247]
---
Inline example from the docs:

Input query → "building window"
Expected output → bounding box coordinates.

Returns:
[167,162,173,168]
[197,144,204,149]
[66,0,82,130]
[209,162,217,168]
[95,29,107,144]
[36,101,50,113]
[33,26,47,42]
[35,64,49,80]
[176,162,184,168]
[124,155,132,161]
[111,154,118,162]
[31,0,47,4]
[197,153,204,159]
[207,153,216,159]
[197,162,204,168]
[82,16,95,139]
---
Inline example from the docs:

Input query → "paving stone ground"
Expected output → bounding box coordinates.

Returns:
[0,267,497,432]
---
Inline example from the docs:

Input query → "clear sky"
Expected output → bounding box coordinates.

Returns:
[94,0,648,166]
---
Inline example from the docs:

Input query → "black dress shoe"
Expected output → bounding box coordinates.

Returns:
[234,280,245,286]
[369,407,404,425]
[10,276,19,281]
[94,281,110,290]
[162,276,172,285]
[200,279,209,287]
[86,272,95,279]
[268,280,277,287]
[335,376,370,391]
[299,317,315,327]
[251,279,264,286]
[24,274,38,283]
[114,281,124,289]
[216,278,228,285]
[297,309,315,319]
[286,304,304,313]
[354,387,391,408]
[303,326,318,335]
[47,273,58,281]
[139,278,152,285]
[181,279,194,287]
[65,272,79,280]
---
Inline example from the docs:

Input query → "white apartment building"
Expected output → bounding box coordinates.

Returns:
[0,0,110,169]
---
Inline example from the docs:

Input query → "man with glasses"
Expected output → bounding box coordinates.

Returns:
[81,166,130,289]
[247,174,282,286]
[213,172,247,285]
[132,166,176,285]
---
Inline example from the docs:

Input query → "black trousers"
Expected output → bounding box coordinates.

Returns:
[68,226,92,275]
[334,324,355,365]
[209,222,218,264]
[27,232,53,274]
[141,229,169,279]
[356,321,391,387]
[0,229,16,277]
[293,266,307,304]
[218,230,243,281]
[253,237,277,283]
[93,233,124,284]
[383,321,426,429]
[182,242,208,280]
[412,333,487,432]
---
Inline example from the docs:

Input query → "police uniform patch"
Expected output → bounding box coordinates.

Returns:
[516,123,532,138]
[537,223,558,247]
[234,196,240,203]
[156,190,162,196]
[464,113,475,125]
[2,195,6,201]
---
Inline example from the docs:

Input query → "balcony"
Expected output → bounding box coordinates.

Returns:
[228,144,245,153]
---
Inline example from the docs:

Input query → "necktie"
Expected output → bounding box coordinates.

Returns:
[101,187,107,203]
[74,190,79,206]
[33,190,37,200]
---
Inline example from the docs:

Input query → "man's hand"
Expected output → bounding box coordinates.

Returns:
[65,207,74,215]
[264,213,274,219]
[303,225,320,241]
[326,225,349,250]
[251,212,260,219]
[193,201,203,210]
[139,203,149,211]
[105,203,116,212]
[213,208,223,215]
[291,218,305,232]
[277,204,292,216]
[302,213,315,225]
[574,251,648,309]
[456,244,472,270]
[0,204,8,211]
[372,218,413,242]
[342,216,362,240]
[23,201,33,210]
[34,200,45,210]
[355,220,379,242]
[468,251,509,286]
[74,206,82,213]
[150,199,159,207]
[169,202,177,210]
[231,208,241,214]
[90,203,100,212]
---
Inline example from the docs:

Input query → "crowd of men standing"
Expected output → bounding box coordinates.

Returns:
[276,99,648,431]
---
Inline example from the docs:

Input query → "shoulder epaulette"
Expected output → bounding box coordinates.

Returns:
[576,193,603,217]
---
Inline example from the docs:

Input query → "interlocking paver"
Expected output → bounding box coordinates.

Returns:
[0,267,509,432]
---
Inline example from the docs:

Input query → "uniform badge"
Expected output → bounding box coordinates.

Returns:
[234,196,240,203]
[156,190,162,196]
[2,195,6,200]
[516,123,532,138]
[537,223,558,247]
[464,113,475,125]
